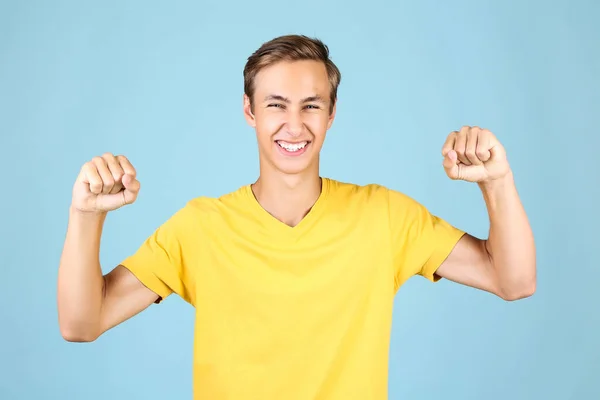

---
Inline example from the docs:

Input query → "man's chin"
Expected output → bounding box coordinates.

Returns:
[268,155,316,176]
[274,162,313,176]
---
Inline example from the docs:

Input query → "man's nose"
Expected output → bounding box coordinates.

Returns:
[285,111,304,137]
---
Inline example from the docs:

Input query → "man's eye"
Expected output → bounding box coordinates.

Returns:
[305,105,320,110]
[267,103,284,108]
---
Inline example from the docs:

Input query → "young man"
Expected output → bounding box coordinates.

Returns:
[57,35,536,399]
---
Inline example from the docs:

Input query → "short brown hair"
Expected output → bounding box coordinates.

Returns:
[243,35,341,114]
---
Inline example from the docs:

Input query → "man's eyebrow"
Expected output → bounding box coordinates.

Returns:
[263,94,326,103]
[264,94,290,103]
[302,95,326,103]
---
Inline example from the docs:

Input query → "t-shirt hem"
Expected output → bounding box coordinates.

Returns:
[421,230,467,282]
[120,258,172,302]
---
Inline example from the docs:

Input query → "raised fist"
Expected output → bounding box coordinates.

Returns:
[72,153,140,213]
[442,126,510,183]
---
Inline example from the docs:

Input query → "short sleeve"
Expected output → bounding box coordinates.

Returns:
[120,206,196,305]
[388,188,465,291]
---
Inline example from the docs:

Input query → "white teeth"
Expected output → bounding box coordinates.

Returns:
[277,141,308,152]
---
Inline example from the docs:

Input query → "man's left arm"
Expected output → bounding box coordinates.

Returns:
[434,126,536,301]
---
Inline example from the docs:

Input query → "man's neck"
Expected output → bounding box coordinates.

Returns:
[251,169,322,228]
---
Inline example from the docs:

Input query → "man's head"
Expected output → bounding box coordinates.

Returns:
[243,35,341,176]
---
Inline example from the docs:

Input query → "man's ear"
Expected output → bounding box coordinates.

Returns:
[327,100,337,130]
[243,94,256,127]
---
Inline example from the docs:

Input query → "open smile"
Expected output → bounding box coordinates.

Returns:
[275,140,311,156]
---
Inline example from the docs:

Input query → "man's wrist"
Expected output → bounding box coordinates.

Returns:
[478,169,514,193]
[69,205,108,222]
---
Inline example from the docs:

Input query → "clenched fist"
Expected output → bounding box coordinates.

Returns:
[442,126,511,183]
[72,153,140,213]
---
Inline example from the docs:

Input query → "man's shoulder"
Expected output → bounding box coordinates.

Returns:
[326,177,391,202]
[325,177,420,210]
[179,184,249,215]
[148,185,249,240]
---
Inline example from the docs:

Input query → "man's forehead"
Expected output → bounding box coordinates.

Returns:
[254,62,329,91]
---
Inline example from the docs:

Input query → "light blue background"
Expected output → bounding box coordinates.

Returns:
[1,1,598,399]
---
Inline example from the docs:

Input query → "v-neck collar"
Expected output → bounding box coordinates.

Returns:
[243,177,331,240]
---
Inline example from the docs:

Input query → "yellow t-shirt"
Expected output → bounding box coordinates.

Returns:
[121,177,465,399]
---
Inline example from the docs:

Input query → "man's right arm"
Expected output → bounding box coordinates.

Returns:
[57,153,156,342]
[57,208,158,342]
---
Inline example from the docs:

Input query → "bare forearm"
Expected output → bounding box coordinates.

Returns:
[57,207,107,341]
[480,170,536,300]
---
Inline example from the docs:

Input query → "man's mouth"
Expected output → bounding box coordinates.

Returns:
[275,140,310,154]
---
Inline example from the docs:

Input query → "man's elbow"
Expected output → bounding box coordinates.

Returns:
[59,322,100,343]
[499,279,536,301]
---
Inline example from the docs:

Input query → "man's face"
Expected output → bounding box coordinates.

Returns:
[244,60,336,176]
